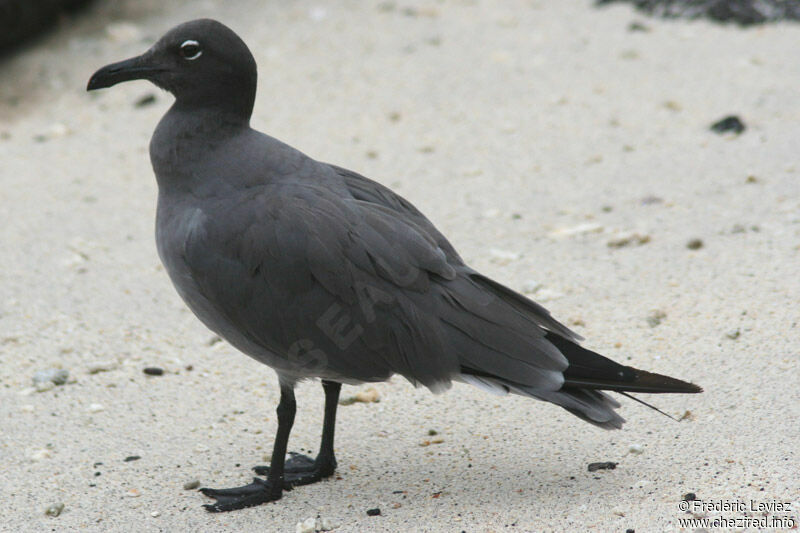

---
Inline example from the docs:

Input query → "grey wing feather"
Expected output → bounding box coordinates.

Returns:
[331,164,465,265]
[332,163,579,341]
[181,184,459,388]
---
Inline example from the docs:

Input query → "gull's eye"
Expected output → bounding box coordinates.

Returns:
[179,40,202,60]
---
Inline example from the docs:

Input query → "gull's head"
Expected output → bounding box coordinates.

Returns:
[87,19,257,118]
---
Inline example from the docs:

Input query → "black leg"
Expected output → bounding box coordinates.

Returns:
[316,380,341,476]
[253,380,341,486]
[200,384,296,512]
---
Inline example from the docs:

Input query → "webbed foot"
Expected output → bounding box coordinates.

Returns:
[253,451,337,487]
[200,477,285,512]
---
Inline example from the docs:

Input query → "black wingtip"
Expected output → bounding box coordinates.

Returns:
[547,332,702,394]
[563,367,702,394]
[628,367,703,394]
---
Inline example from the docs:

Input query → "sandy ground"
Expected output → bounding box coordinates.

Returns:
[1,1,799,532]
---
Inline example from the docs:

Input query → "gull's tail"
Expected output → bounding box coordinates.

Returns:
[459,331,701,430]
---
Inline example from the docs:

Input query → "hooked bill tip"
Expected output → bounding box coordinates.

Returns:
[86,55,157,92]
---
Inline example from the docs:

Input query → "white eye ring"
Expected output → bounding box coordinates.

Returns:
[180,40,202,60]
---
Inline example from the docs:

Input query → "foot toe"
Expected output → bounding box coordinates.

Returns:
[200,478,279,512]
[253,451,317,476]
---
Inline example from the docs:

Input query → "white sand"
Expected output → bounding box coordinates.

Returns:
[1,1,798,531]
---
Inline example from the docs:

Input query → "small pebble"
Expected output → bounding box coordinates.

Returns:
[521,280,543,294]
[366,507,381,516]
[318,517,336,531]
[30,448,53,461]
[183,479,201,490]
[126,489,141,497]
[354,388,379,403]
[730,224,747,234]
[339,387,380,405]
[640,195,663,205]
[44,502,64,517]
[607,231,651,248]
[88,403,105,413]
[683,492,697,501]
[626,529,636,533]
[35,381,56,393]
[550,223,604,238]
[150,511,160,518]
[87,361,117,374]
[646,310,667,327]
[143,367,164,376]
[628,444,644,455]
[124,455,141,462]
[710,115,745,135]
[587,461,618,472]
[686,238,703,250]
[33,368,69,386]
[296,517,316,533]
[725,328,740,340]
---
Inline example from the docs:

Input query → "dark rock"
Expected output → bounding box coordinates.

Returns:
[686,238,704,250]
[366,508,381,516]
[588,461,618,471]
[143,367,164,376]
[710,115,746,134]
[124,455,141,462]
[596,0,800,26]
